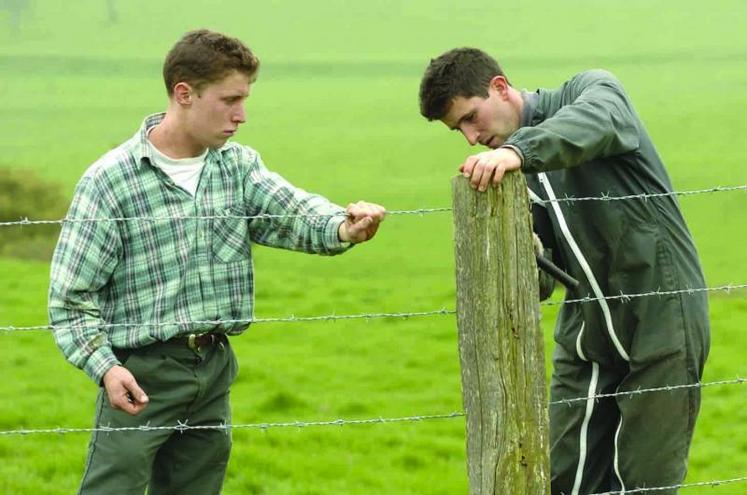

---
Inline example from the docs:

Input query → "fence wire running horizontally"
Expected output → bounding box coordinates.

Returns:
[0,184,744,227]
[588,476,747,495]
[1,182,745,492]
[0,377,743,437]
[2,283,745,333]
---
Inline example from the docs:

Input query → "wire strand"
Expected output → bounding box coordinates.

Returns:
[588,475,747,494]
[0,207,452,227]
[0,412,465,436]
[0,185,744,227]
[0,378,742,436]
[548,377,745,406]
[4,284,743,333]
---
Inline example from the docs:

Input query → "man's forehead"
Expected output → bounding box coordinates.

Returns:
[210,71,252,95]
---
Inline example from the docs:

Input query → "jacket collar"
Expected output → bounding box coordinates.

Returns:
[520,90,540,128]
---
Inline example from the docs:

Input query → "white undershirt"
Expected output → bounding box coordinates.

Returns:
[146,135,207,197]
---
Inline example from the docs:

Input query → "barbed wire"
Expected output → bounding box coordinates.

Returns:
[3,284,743,334]
[542,283,747,307]
[0,378,742,437]
[0,207,452,227]
[535,184,747,205]
[0,185,744,227]
[0,308,456,333]
[589,475,747,494]
[0,412,465,437]
[549,377,745,406]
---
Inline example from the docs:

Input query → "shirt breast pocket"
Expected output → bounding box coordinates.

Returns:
[211,207,250,263]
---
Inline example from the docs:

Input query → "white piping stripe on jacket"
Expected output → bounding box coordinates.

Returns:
[576,322,588,362]
[613,399,627,493]
[537,173,630,362]
[572,355,599,495]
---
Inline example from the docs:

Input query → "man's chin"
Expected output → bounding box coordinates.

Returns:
[210,137,230,149]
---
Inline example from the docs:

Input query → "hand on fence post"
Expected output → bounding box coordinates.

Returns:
[458,147,522,192]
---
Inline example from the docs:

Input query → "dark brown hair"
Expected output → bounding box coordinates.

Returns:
[419,47,508,121]
[163,29,260,95]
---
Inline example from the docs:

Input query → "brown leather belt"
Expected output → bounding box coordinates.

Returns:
[168,333,224,351]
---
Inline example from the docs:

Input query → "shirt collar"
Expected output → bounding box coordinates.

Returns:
[135,112,166,167]
[134,112,227,167]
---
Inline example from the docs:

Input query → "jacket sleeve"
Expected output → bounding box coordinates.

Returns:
[242,148,350,255]
[48,176,123,385]
[506,70,640,173]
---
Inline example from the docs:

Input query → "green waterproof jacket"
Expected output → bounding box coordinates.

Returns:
[505,70,709,367]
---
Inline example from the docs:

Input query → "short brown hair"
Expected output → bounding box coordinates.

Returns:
[419,48,508,121]
[163,29,260,95]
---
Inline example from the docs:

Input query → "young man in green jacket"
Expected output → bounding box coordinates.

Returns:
[419,48,709,495]
[48,30,385,495]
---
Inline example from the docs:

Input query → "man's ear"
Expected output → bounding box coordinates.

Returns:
[173,82,194,106]
[489,75,510,99]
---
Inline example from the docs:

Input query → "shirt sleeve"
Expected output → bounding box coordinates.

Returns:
[241,149,351,255]
[506,70,640,173]
[48,175,123,384]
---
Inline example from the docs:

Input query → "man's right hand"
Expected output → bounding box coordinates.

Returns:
[102,365,149,415]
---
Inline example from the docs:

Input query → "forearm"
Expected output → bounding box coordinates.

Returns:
[49,298,119,384]
[245,153,351,254]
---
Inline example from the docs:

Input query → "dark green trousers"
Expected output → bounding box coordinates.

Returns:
[549,311,709,495]
[78,336,238,495]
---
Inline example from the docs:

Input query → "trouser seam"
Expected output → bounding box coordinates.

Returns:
[77,391,106,495]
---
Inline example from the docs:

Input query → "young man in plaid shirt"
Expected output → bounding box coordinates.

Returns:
[49,29,385,494]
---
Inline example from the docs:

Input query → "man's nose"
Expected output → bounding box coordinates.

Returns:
[233,106,246,124]
[462,127,479,146]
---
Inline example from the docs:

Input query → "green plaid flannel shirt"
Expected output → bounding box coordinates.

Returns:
[49,113,349,384]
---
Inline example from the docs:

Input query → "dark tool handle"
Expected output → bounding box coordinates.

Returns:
[535,254,580,290]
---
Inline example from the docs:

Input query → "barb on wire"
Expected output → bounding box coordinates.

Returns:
[549,377,746,406]
[1,184,744,227]
[0,412,465,437]
[3,284,744,334]
[589,475,747,494]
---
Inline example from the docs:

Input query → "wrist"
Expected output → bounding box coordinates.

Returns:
[337,221,349,242]
[499,144,524,169]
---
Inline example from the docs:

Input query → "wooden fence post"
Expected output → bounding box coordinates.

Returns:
[451,173,550,495]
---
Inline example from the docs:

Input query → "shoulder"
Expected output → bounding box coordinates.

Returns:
[567,69,627,92]
[218,141,260,166]
[82,137,139,182]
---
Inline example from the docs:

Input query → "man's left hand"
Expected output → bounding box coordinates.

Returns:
[459,147,522,191]
[338,201,386,244]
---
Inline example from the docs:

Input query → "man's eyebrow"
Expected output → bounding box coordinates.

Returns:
[448,111,471,131]
[222,94,247,101]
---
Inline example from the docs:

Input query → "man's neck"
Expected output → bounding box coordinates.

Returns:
[148,112,207,159]
[508,86,524,118]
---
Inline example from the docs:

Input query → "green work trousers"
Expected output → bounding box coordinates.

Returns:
[549,314,709,495]
[78,336,238,495]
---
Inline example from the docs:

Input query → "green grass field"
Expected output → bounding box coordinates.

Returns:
[1,1,745,493]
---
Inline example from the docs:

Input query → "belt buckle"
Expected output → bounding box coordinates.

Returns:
[187,333,200,352]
